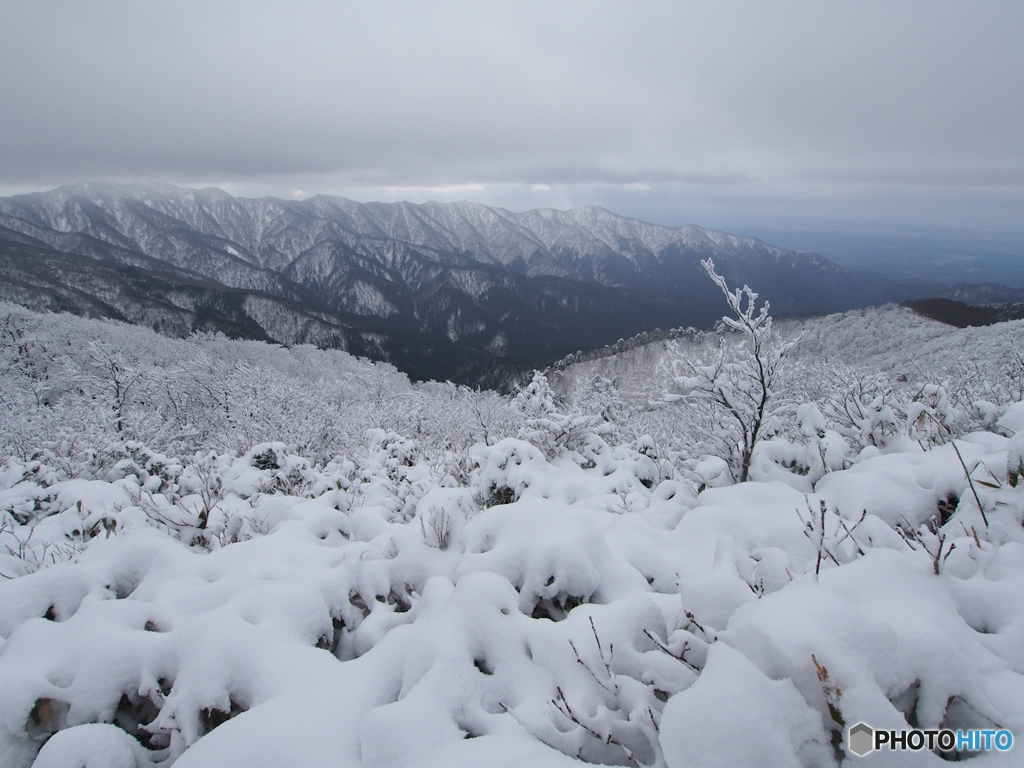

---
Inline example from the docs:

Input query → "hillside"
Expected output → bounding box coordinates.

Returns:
[1,298,1023,766]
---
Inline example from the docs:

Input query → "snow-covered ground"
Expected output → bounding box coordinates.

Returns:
[2,298,1024,767]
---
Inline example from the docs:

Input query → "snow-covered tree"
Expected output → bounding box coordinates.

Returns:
[667,260,799,483]
[514,371,610,459]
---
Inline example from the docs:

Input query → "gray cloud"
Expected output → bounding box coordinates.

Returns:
[1,1,1022,230]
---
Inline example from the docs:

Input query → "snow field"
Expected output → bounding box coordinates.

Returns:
[2,414,1024,767]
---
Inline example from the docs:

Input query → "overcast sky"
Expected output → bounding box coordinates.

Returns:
[1,1,1022,234]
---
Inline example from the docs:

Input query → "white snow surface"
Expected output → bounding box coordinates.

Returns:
[2,429,1024,767]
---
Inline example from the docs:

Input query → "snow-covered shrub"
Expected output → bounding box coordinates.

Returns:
[818,368,906,453]
[514,372,611,460]
[351,430,434,523]
[468,439,546,508]
[905,383,969,447]
[749,405,851,490]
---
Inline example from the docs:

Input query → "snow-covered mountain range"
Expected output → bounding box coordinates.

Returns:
[1,182,1017,383]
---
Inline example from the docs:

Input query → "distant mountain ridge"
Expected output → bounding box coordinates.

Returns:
[0,182,1016,383]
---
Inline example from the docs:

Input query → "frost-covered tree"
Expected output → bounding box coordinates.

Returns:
[514,371,610,459]
[667,260,799,483]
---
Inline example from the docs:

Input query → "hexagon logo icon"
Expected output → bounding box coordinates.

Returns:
[848,723,874,757]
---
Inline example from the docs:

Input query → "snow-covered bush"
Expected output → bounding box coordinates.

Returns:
[513,372,613,460]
